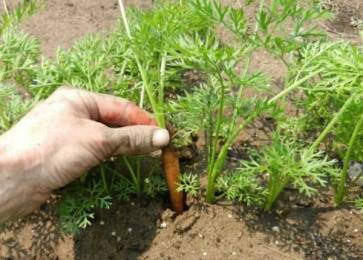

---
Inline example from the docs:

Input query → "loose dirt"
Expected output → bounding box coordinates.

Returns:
[1,0,363,259]
[20,0,152,57]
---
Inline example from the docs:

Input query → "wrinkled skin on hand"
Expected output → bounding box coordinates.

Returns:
[0,87,169,222]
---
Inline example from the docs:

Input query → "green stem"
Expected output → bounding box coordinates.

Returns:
[123,157,141,195]
[310,94,356,151]
[206,115,256,203]
[100,166,109,194]
[209,71,227,173]
[228,57,251,136]
[2,0,9,16]
[269,42,340,104]
[158,53,167,128]
[268,67,323,104]
[118,0,131,38]
[118,0,162,125]
[334,115,363,206]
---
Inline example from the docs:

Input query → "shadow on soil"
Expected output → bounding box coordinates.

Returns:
[0,203,66,259]
[233,203,363,259]
[74,199,163,260]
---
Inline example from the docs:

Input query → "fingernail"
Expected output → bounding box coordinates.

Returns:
[152,129,170,148]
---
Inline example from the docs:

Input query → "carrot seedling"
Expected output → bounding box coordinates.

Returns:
[116,0,210,213]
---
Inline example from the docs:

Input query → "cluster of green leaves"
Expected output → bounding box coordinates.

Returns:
[0,0,37,34]
[0,28,40,86]
[57,158,167,232]
[1,0,361,229]
[189,0,329,67]
[177,173,200,197]
[355,198,363,212]
[56,179,112,233]
[216,167,265,207]
[169,0,333,204]
[297,42,363,159]
[245,135,337,210]
[0,2,40,133]
[0,84,35,133]
[0,28,40,133]
[293,41,363,205]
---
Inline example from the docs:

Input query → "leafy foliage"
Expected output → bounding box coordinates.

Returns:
[239,135,338,210]
[216,168,265,206]
[57,179,112,234]
[0,0,38,34]
[297,42,363,160]
[177,173,200,197]
[355,198,363,212]
[0,28,40,86]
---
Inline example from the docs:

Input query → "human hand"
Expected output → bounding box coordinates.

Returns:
[0,86,169,222]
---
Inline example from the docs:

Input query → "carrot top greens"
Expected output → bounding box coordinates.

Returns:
[1,0,362,231]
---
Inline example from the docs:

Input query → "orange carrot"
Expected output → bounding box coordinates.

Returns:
[162,147,184,214]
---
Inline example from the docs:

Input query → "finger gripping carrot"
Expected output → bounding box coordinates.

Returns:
[162,147,184,214]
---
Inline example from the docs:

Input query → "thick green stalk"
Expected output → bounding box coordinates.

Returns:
[264,176,289,211]
[209,71,227,174]
[268,67,323,104]
[269,42,339,104]
[206,114,256,203]
[334,115,363,206]
[310,94,356,151]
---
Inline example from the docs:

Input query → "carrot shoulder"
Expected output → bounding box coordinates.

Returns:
[162,147,184,214]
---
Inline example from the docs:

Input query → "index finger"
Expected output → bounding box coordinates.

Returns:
[56,87,157,126]
[90,93,157,126]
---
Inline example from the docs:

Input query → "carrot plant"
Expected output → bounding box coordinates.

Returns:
[0,28,40,89]
[113,0,220,212]
[169,0,332,203]
[216,166,265,207]
[2,0,361,230]
[293,41,363,205]
[248,135,337,210]
[169,40,270,203]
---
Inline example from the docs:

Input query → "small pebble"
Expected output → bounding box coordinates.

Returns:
[160,222,167,228]
[353,229,359,233]
[111,231,116,237]
[232,251,237,256]
[228,214,233,219]
[100,221,105,226]
[127,227,133,233]
[347,239,351,243]
[272,226,280,233]
[275,240,279,245]
[117,236,121,242]
[203,252,207,256]
[131,202,135,206]
[198,233,203,238]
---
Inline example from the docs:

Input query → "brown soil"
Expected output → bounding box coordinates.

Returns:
[21,0,152,57]
[321,0,363,40]
[1,0,363,259]
[2,194,363,259]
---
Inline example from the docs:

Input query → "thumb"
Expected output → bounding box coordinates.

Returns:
[107,125,170,155]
